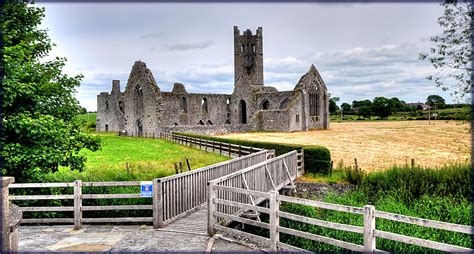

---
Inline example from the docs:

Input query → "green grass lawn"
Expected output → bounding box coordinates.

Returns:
[78,112,96,125]
[45,132,229,182]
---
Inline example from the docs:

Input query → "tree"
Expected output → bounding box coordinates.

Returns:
[372,97,394,119]
[329,95,340,114]
[389,97,405,112]
[357,105,372,119]
[79,106,88,115]
[352,100,372,112]
[426,95,446,109]
[1,2,101,182]
[419,1,472,100]
[341,103,352,112]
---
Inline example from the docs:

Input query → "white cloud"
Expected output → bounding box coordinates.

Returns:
[159,40,213,51]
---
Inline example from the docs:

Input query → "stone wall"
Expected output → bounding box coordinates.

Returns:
[161,90,231,126]
[255,110,290,132]
[162,124,253,135]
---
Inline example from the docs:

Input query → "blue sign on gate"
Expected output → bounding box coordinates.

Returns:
[141,181,153,197]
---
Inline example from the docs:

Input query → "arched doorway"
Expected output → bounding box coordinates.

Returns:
[136,119,143,137]
[239,100,247,124]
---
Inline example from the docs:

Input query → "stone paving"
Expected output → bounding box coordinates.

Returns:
[18,207,261,252]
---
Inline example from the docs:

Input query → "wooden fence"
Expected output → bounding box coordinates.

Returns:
[207,151,299,236]
[9,181,152,230]
[207,188,473,252]
[7,150,271,229]
[120,131,273,159]
[154,150,270,227]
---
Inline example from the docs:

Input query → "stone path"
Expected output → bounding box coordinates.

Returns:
[18,207,260,252]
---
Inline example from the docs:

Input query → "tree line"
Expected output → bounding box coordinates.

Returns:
[329,95,452,119]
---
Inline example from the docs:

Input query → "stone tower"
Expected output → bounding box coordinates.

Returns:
[234,26,263,86]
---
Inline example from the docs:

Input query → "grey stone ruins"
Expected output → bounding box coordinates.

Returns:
[96,26,329,135]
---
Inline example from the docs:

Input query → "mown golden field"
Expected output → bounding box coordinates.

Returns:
[220,120,471,171]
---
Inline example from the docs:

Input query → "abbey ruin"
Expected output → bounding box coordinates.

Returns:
[96,26,329,135]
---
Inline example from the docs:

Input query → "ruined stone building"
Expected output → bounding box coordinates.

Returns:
[96,26,329,135]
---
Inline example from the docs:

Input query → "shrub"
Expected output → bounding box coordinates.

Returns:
[174,132,331,174]
[302,146,331,174]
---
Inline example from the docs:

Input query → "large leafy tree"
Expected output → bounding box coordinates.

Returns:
[426,94,446,108]
[328,94,340,114]
[372,97,394,119]
[340,103,352,113]
[1,2,101,182]
[419,0,472,100]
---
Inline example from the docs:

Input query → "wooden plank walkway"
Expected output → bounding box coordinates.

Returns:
[18,206,260,252]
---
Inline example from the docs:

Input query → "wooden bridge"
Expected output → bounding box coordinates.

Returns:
[5,133,473,252]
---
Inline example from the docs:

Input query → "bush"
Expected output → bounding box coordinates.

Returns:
[86,122,96,130]
[359,162,470,203]
[302,146,331,174]
[174,132,331,174]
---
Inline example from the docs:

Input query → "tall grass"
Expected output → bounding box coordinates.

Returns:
[277,162,472,252]
[358,162,470,202]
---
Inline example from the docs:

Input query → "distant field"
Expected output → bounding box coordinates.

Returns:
[219,120,471,171]
[47,133,228,182]
[78,112,96,125]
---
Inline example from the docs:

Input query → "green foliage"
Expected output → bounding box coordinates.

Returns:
[357,105,372,119]
[372,97,394,119]
[329,95,340,114]
[426,95,446,108]
[340,103,352,112]
[359,162,471,203]
[1,2,101,182]
[302,146,331,174]
[174,132,332,174]
[278,162,472,252]
[419,1,472,100]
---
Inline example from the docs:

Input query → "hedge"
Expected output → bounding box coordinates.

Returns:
[174,132,331,174]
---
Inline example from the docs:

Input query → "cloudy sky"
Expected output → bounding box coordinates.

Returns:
[36,2,452,111]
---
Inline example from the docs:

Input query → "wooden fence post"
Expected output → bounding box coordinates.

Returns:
[174,163,179,174]
[1,177,15,253]
[207,182,216,236]
[411,158,415,168]
[228,143,231,158]
[238,145,242,157]
[269,191,279,251]
[186,159,191,171]
[354,158,359,172]
[153,179,164,228]
[74,180,82,230]
[363,205,376,252]
[301,149,305,174]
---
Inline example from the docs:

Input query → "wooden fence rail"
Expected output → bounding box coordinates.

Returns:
[9,180,150,229]
[7,150,271,230]
[155,150,270,227]
[208,151,299,236]
[208,188,473,252]
[120,131,271,159]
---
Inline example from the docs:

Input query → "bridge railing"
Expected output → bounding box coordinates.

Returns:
[207,188,473,252]
[7,150,270,229]
[207,151,298,236]
[154,149,270,227]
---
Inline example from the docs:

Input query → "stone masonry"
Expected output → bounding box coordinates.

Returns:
[97,26,329,135]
